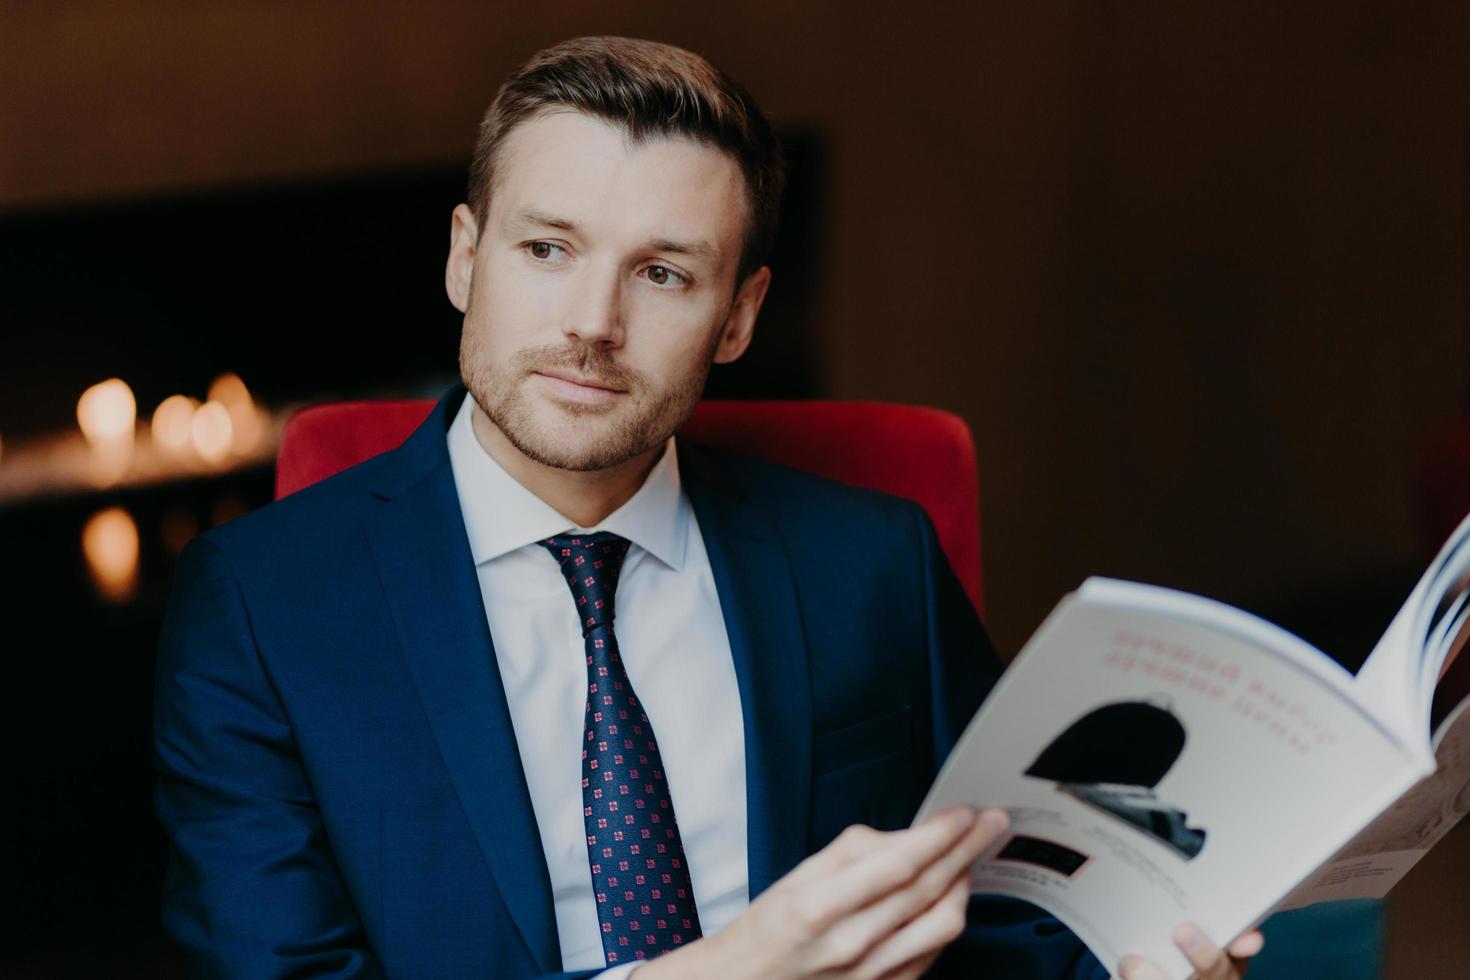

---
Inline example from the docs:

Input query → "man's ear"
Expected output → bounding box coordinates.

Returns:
[712,265,772,365]
[445,203,480,313]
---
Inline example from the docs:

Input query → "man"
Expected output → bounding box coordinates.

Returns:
[153,36,1260,979]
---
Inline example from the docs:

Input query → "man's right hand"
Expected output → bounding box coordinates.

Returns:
[634,805,1007,980]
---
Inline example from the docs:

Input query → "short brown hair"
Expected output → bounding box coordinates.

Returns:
[467,36,786,285]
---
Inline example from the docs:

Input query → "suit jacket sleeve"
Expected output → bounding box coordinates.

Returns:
[153,535,388,978]
[908,502,1110,980]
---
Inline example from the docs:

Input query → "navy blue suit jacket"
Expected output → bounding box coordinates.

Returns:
[153,382,1106,979]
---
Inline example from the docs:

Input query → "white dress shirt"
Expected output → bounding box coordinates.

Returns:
[446,394,749,975]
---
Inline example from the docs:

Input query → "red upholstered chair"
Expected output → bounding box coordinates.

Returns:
[275,397,983,614]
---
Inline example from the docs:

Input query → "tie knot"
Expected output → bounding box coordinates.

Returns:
[539,532,632,635]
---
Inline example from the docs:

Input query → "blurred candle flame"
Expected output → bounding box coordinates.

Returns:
[77,378,137,483]
[77,378,136,445]
[208,372,263,454]
[83,505,140,603]
[191,401,234,464]
[151,395,200,453]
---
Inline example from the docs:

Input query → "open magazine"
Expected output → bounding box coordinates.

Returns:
[916,511,1470,979]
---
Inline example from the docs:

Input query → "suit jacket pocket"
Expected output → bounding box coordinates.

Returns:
[812,704,914,776]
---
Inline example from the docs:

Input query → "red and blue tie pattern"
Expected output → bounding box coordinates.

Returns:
[539,532,702,965]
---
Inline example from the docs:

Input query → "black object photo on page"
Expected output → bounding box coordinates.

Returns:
[1024,698,1209,861]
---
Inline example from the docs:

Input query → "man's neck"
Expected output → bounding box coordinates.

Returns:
[468,399,662,528]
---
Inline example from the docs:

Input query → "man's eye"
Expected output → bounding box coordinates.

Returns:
[526,241,566,261]
[645,265,687,287]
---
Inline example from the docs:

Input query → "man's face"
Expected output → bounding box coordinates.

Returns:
[448,110,769,472]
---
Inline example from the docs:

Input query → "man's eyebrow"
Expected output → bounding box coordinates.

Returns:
[511,207,578,231]
[510,207,719,263]
[646,237,719,261]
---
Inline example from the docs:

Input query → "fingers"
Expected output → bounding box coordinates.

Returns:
[875,950,942,980]
[1117,954,1170,980]
[789,805,973,884]
[783,823,880,884]
[730,807,1002,978]
[1119,924,1261,980]
[1226,929,1264,960]
[806,806,988,918]
[853,870,973,979]
[823,808,1005,964]
[1174,922,1246,980]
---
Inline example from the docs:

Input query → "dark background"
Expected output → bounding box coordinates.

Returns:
[2,2,1468,976]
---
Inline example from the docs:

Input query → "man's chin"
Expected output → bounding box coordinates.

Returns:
[515,443,644,473]
[502,417,649,473]
[473,378,686,473]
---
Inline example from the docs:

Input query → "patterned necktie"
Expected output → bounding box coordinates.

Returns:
[538,532,702,966]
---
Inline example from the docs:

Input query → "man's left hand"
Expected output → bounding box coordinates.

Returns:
[1118,923,1265,980]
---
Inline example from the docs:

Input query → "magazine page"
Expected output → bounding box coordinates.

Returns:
[1418,590,1470,724]
[1274,696,1470,909]
[916,584,1429,979]
[1355,510,1470,739]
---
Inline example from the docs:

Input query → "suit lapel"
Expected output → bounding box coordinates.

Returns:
[681,445,814,899]
[361,384,560,973]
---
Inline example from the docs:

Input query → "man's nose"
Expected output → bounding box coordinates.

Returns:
[563,263,624,348]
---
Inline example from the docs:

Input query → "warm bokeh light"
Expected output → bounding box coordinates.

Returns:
[151,395,199,452]
[0,376,281,507]
[83,505,140,603]
[190,401,234,463]
[77,378,137,483]
[207,372,248,405]
[76,378,136,446]
[209,372,264,453]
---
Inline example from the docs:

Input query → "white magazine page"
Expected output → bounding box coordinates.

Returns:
[1354,591,1430,740]
[1419,594,1470,724]
[916,589,1427,979]
[1357,510,1470,738]
[1077,578,1360,698]
[1275,696,1470,908]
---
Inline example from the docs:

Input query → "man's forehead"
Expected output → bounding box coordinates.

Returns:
[489,111,747,263]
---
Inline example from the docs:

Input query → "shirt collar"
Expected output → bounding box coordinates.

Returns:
[446,391,689,571]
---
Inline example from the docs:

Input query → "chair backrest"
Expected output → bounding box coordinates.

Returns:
[276,398,983,613]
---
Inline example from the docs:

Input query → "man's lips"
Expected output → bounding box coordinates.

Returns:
[532,370,629,404]
[534,369,625,393]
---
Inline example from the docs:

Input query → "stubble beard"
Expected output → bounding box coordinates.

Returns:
[459,327,717,473]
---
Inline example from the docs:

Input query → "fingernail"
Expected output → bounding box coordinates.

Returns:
[978,808,1009,834]
[939,805,976,832]
[1118,955,1166,980]
[1175,923,1204,949]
